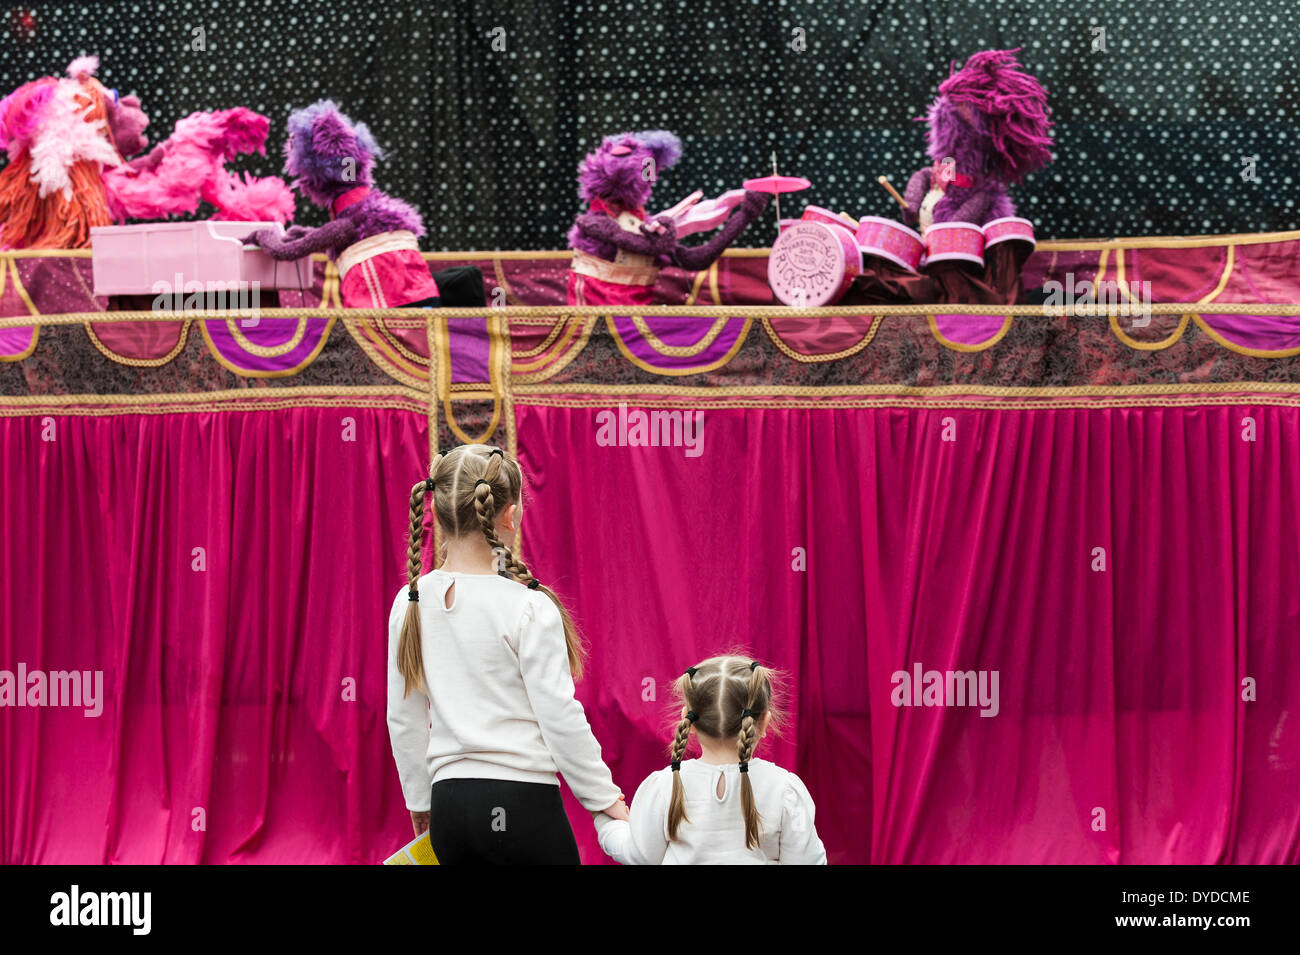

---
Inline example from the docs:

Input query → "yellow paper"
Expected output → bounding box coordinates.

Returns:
[383,831,440,865]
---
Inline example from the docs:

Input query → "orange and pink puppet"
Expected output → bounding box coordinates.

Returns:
[0,55,292,250]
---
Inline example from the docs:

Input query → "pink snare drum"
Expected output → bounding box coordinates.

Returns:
[768,221,862,307]
[982,216,1035,250]
[855,216,924,273]
[921,221,985,267]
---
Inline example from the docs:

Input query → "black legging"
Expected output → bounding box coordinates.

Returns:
[429,778,581,865]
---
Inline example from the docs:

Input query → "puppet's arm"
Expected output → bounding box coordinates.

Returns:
[951,188,996,226]
[245,218,358,259]
[572,212,675,257]
[902,168,930,225]
[671,190,769,271]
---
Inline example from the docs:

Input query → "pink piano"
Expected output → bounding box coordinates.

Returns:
[90,221,313,300]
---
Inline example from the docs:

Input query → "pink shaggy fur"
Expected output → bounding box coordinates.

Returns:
[103,107,294,222]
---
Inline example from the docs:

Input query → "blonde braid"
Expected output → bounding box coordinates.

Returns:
[737,662,766,849]
[472,454,535,584]
[471,449,586,677]
[396,453,445,697]
[667,674,697,840]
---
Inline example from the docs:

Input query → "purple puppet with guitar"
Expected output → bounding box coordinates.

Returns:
[566,130,770,306]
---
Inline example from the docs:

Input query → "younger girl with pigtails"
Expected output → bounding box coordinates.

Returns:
[594,655,827,864]
[385,444,629,865]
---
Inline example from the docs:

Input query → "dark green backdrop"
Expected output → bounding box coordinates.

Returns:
[2,0,1295,247]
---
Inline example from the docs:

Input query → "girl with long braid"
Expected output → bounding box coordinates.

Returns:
[594,655,826,864]
[385,444,628,864]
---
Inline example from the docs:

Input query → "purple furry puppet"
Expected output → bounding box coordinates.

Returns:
[244,100,440,308]
[566,130,769,305]
[901,49,1053,231]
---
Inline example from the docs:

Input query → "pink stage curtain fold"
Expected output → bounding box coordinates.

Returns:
[516,402,1300,865]
[3,401,1298,863]
[1,407,427,864]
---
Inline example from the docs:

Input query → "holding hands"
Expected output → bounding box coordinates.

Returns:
[596,793,630,822]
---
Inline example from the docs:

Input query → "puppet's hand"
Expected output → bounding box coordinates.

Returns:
[902,168,930,225]
[640,217,677,251]
[283,224,313,240]
[123,145,166,176]
[240,228,270,245]
[740,189,772,217]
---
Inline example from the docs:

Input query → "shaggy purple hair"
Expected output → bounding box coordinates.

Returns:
[924,48,1052,184]
[283,99,385,206]
[575,129,682,209]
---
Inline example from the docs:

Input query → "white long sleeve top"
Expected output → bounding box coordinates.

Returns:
[593,758,827,865]
[385,569,621,814]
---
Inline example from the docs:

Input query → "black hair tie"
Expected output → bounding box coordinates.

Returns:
[741,708,756,719]
[408,589,419,602]
[749,661,761,671]
[424,478,434,491]
[686,711,698,724]
[671,760,681,772]
[738,762,749,773]
[474,479,491,491]
[489,449,504,459]
[685,666,697,679]
[527,579,541,590]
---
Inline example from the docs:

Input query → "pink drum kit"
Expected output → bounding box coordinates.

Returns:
[755,177,1035,306]
[743,163,1037,307]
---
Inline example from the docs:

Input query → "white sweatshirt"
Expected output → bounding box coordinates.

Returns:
[593,758,827,865]
[386,569,621,814]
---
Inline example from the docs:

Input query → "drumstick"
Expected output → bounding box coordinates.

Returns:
[771,152,782,238]
[877,176,907,210]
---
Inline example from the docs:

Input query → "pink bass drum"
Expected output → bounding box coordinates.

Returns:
[855,216,924,273]
[768,206,862,307]
[921,221,985,267]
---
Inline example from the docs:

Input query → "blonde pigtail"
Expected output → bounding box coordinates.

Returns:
[396,453,445,697]
[737,662,767,849]
[667,670,698,841]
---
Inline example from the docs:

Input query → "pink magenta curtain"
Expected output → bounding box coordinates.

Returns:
[3,401,1299,863]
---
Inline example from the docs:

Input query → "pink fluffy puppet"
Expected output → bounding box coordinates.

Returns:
[103,107,295,223]
[567,130,770,306]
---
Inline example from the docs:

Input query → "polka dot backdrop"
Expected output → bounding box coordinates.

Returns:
[2,0,1295,249]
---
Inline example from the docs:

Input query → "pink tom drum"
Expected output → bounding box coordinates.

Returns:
[982,216,1036,250]
[921,221,985,267]
[855,217,924,273]
[800,205,856,230]
[768,220,862,307]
